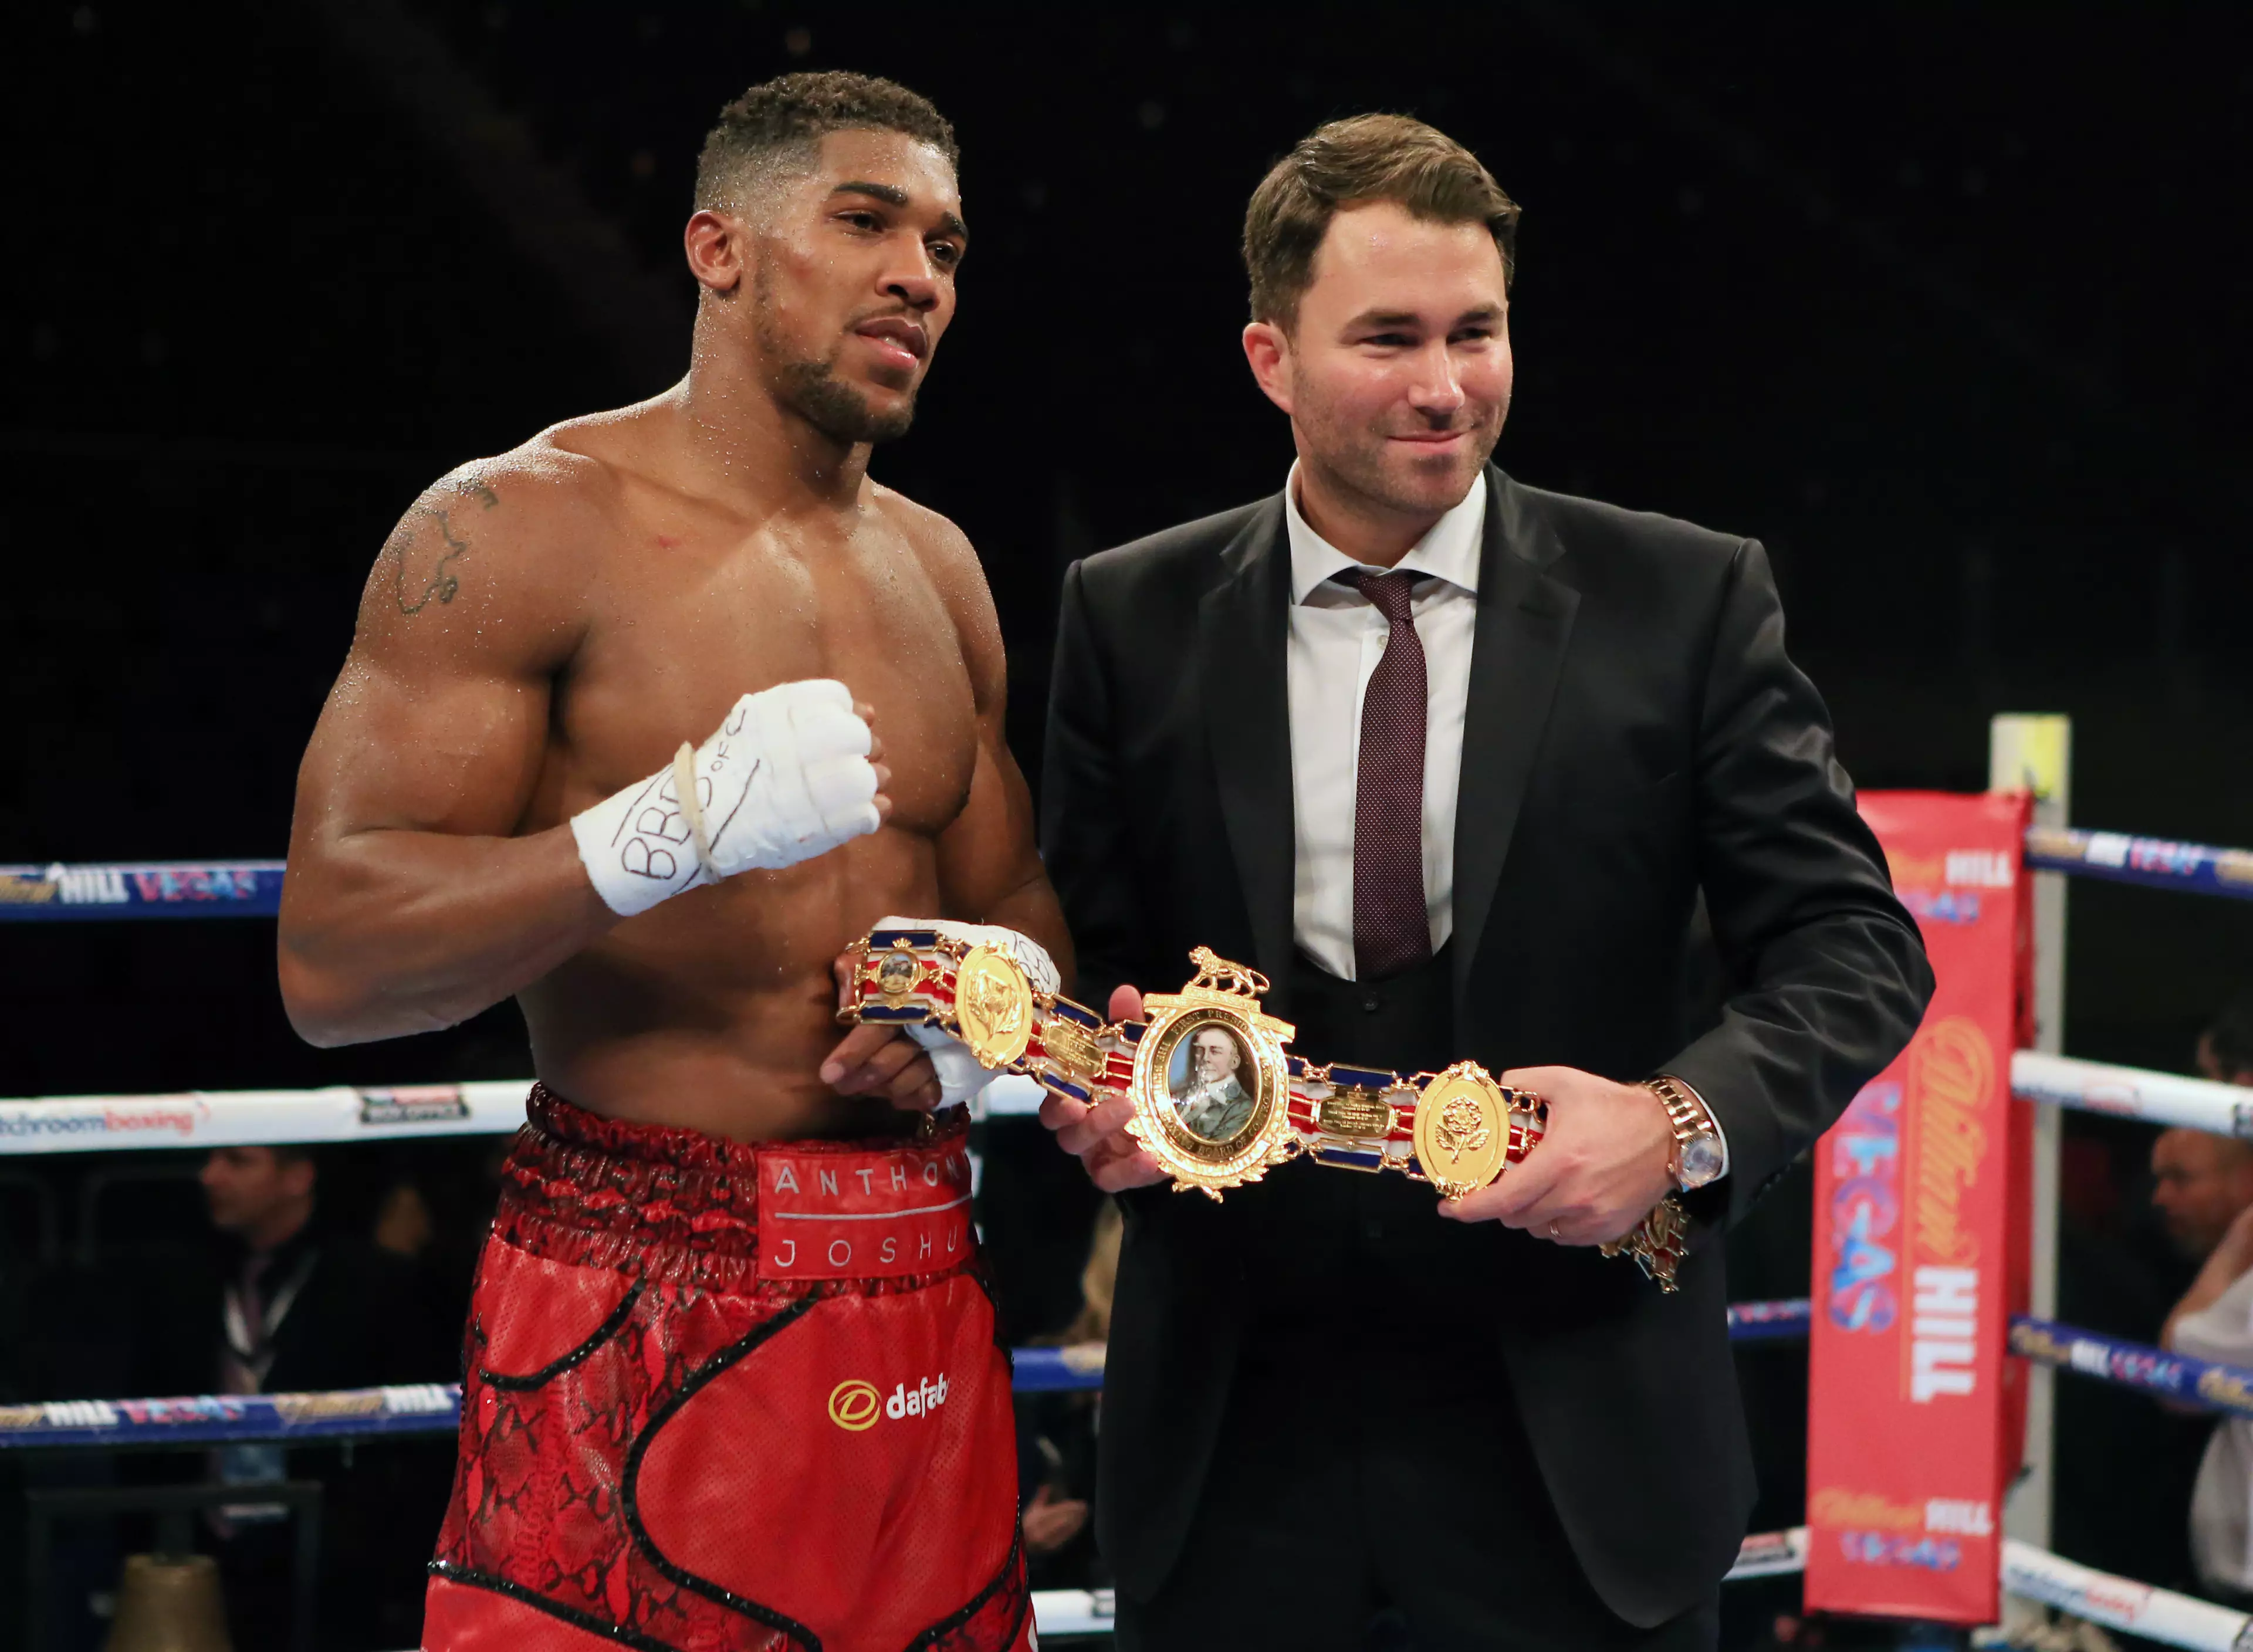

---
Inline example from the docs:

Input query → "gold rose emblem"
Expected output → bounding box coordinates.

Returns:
[1434,1094,1491,1165]
[1410,1063,1513,1199]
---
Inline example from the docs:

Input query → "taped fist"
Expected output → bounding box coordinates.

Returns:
[572,679,885,917]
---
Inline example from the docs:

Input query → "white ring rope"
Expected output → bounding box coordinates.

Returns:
[4,1052,2241,1154]
[6,1048,2247,1644]
[1023,1539,2253,1651]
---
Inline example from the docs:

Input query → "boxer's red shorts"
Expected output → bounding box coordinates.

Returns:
[425,1086,1031,1651]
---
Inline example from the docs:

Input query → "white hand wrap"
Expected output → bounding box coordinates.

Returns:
[571,679,881,918]
[877,915,1060,1106]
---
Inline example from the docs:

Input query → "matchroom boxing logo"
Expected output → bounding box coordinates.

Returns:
[826,1374,949,1431]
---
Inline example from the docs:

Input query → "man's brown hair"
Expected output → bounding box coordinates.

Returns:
[1242,113,1520,326]
[695,71,958,212]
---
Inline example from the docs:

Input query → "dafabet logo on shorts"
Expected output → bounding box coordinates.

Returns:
[827,1379,881,1432]
[827,1373,949,1430]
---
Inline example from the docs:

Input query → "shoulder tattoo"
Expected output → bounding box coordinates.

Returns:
[387,473,499,617]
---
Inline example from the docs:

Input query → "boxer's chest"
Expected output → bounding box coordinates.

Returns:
[560,512,977,838]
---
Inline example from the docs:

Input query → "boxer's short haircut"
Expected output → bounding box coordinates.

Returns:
[1243,113,1520,327]
[695,71,958,212]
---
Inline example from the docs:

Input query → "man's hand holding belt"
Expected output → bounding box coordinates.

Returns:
[1438,1066,1718,1247]
[1027,951,1728,1290]
[1044,983,1171,1193]
[843,939,1724,1289]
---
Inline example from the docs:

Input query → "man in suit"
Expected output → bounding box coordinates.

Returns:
[1037,114,1931,1650]
[130,1146,454,1650]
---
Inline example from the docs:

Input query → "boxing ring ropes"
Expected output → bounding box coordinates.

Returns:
[4,716,2251,1646]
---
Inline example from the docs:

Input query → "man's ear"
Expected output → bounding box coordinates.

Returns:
[685,209,749,296]
[280,1157,317,1202]
[1241,320,1295,416]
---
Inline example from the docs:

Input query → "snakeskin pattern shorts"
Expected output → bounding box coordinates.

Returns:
[424,1087,1031,1652]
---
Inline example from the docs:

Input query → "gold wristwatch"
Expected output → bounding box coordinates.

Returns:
[1647,1074,1726,1191]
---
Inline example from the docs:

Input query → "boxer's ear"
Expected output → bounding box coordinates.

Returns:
[1241,320,1294,416]
[685,209,747,296]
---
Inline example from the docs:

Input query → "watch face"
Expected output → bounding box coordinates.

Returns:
[1679,1134,1726,1189]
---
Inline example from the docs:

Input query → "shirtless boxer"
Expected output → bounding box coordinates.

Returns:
[278,72,1064,1652]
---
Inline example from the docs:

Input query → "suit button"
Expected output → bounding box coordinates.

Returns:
[1362,995,1381,1014]
[1363,1219,1385,1242]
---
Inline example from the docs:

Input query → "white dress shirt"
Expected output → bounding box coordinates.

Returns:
[1284,462,1484,983]
[2173,1268,2253,1594]
[1280,462,1730,1174]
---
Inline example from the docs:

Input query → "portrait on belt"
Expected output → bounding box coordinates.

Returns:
[875,949,919,1000]
[1166,1022,1256,1143]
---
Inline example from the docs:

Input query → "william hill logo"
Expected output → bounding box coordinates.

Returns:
[827,1374,947,1431]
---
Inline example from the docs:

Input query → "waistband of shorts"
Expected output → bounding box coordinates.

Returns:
[495,1084,976,1291]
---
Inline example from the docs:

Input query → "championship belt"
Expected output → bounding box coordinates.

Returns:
[841,924,1128,1103]
[1287,1057,1688,1291]
[840,935,1688,1291]
[1286,1057,1544,1197]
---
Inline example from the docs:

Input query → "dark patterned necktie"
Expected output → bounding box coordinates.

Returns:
[1344,570,1432,979]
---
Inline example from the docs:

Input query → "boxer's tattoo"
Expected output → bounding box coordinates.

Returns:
[387,477,496,616]
[388,508,471,615]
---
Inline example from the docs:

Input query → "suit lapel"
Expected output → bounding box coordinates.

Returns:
[1198,497,1296,992]
[1451,469,1579,1013]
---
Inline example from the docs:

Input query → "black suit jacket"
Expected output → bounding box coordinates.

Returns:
[1040,466,1933,1626]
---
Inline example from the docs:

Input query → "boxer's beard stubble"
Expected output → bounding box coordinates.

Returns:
[752,265,916,446]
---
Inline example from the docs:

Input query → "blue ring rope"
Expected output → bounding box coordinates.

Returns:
[46,1306,2253,1447]
[0,1299,1815,1448]
[2008,1315,2253,1420]
[0,861,283,921]
[7,824,2252,924]
[2022,827,2253,903]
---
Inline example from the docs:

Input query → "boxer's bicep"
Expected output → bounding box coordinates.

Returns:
[280,472,604,1043]
[306,645,550,842]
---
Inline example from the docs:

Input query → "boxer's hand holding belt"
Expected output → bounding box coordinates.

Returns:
[845,939,1690,1291]
[838,920,1126,1109]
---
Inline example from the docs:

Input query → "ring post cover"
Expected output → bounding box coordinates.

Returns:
[1806,790,2033,1624]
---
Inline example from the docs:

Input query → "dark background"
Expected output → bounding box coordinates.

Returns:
[1,2,2249,1627]
[5,4,2248,1101]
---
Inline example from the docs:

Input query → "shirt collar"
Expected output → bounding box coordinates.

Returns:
[1283,459,1487,605]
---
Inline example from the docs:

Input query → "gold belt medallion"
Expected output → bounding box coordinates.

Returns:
[1124,947,1296,1199]
[1410,1062,1515,1199]
[953,945,1034,1070]
[872,946,925,1007]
